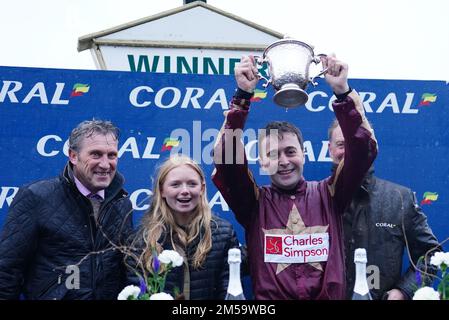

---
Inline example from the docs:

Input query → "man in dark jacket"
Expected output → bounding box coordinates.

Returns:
[328,120,440,300]
[0,120,133,300]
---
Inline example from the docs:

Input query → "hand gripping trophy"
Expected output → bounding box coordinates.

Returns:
[256,37,327,108]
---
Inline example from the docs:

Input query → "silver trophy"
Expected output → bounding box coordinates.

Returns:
[256,38,327,108]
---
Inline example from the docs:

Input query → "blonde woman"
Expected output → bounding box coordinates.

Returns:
[129,155,240,300]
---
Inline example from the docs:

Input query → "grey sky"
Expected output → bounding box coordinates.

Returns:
[0,0,448,81]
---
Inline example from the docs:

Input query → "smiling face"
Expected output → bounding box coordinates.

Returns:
[161,164,204,224]
[69,133,118,193]
[259,132,305,190]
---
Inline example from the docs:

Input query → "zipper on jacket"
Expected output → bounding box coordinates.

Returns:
[85,200,97,299]
[38,275,60,299]
[88,193,125,300]
[97,193,126,226]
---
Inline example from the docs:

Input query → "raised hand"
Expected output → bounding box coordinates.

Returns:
[234,55,259,93]
[321,54,350,95]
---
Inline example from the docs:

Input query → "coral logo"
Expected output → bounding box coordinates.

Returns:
[421,191,438,205]
[161,137,180,152]
[70,83,90,97]
[250,89,268,102]
[0,81,91,105]
[265,236,283,255]
[418,93,437,107]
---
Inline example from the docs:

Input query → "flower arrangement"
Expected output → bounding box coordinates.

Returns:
[118,249,183,300]
[413,251,449,300]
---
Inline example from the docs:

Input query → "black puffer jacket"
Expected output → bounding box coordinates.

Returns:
[0,163,133,300]
[129,215,239,300]
[166,216,239,299]
[343,168,440,299]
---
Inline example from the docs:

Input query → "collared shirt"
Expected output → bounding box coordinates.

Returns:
[74,176,105,200]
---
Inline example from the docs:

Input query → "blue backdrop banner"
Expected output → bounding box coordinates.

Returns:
[0,65,448,258]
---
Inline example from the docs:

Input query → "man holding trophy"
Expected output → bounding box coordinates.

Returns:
[212,48,378,299]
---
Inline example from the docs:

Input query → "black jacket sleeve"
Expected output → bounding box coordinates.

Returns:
[395,191,441,298]
[0,187,39,299]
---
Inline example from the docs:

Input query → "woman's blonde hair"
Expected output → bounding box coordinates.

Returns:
[140,154,212,270]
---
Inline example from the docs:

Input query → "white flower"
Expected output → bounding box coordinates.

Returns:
[117,285,141,300]
[413,286,440,300]
[149,292,174,300]
[430,251,449,268]
[158,250,184,267]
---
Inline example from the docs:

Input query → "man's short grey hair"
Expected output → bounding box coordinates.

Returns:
[69,119,120,152]
[328,118,374,141]
[327,119,340,142]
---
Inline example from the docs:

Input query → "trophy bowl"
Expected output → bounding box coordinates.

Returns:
[258,38,326,108]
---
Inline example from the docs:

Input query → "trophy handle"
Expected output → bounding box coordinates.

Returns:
[254,55,271,88]
[310,53,328,86]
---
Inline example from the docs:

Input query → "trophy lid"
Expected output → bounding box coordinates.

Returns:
[263,37,315,57]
